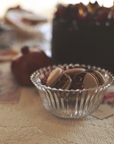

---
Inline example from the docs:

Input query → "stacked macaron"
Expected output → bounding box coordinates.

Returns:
[44,67,105,90]
[46,68,72,89]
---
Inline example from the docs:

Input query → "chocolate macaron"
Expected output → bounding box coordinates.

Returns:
[46,68,72,89]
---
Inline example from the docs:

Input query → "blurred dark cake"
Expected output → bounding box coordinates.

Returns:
[52,1,114,74]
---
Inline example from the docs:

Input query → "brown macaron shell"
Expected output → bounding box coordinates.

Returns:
[88,70,105,85]
[63,68,86,76]
[83,73,99,89]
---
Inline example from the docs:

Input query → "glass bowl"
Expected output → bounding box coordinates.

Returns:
[30,64,113,119]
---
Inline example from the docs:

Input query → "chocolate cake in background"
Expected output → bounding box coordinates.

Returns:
[51,1,114,74]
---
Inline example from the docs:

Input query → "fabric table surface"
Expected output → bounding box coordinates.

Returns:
[0,62,114,144]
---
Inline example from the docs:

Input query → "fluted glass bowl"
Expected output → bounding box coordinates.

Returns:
[30,64,113,119]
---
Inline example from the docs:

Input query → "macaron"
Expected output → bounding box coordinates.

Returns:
[63,68,86,80]
[46,68,72,89]
[82,72,99,89]
[63,68,86,75]
[87,69,105,85]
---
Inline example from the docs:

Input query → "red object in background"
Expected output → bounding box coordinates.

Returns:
[11,46,52,86]
[102,92,114,105]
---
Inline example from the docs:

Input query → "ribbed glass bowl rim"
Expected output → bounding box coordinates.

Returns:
[30,63,114,92]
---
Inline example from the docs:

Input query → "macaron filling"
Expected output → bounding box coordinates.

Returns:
[53,74,72,89]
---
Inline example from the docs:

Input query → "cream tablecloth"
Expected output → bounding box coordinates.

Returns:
[0,62,114,144]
